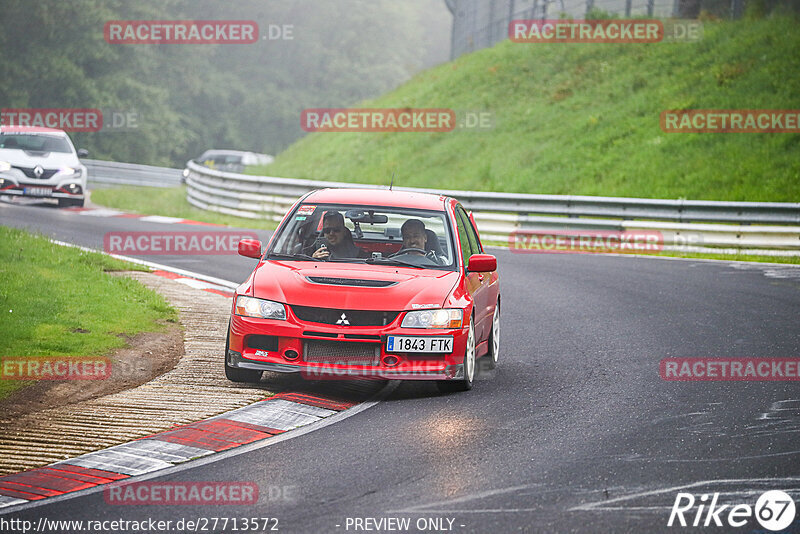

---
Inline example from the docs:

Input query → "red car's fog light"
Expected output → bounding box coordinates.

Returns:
[382,355,399,367]
[284,349,299,361]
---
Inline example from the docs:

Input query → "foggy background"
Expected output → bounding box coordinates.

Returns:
[0,0,452,166]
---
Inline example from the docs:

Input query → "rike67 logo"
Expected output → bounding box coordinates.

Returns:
[668,490,796,531]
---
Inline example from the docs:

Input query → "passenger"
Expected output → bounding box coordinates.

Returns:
[312,212,368,260]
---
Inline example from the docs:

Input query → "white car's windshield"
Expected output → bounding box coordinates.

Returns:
[0,133,73,154]
[268,203,456,270]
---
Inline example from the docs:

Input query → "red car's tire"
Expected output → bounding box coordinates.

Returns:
[224,326,262,383]
[485,302,500,370]
[437,317,475,393]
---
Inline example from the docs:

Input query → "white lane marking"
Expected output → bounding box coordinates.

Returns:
[0,381,400,514]
[619,450,800,463]
[730,263,800,279]
[224,399,324,431]
[107,440,213,464]
[389,478,800,515]
[570,477,800,512]
[50,239,240,289]
[0,496,27,509]
[77,208,126,217]
[174,277,233,293]
[138,215,185,224]
[54,450,174,477]
[389,484,538,514]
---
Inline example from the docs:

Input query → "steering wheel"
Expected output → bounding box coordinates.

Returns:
[426,250,445,265]
[390,247,427,257]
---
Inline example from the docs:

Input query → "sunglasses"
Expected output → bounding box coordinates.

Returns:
[322,227,344,234]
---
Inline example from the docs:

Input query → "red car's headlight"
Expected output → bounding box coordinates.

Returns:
[401,309,462,329]
[235,296,287,320]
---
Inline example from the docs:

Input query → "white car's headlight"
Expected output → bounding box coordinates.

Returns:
[401,308,462,329]
[235,296,287,320]
[0,161,11,172]
[60,167,82,178]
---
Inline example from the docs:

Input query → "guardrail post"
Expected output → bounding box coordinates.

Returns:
[730,0,744,18]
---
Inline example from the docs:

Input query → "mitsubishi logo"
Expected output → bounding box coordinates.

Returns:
[336,313,350,326]
[33,165,44,178]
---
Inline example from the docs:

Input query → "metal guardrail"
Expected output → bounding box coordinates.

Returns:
[184,160,800,256]
[84,159,182,188]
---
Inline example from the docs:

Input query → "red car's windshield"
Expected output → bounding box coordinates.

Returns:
[268,203,457,270]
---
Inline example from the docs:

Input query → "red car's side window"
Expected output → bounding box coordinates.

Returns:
[457,207,482,255]
[454,209,473,269]
[456,206,489,273]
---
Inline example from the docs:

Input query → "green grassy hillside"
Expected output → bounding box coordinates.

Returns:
[255,15,800,201]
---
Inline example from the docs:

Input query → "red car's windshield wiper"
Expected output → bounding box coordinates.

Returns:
[267,252,322,262]
[363,257,425,269]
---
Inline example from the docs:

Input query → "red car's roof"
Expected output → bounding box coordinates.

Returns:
[303,188,451,211]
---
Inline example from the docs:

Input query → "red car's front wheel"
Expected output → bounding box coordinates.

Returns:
[224,324,263,383]
[437,317,475,393]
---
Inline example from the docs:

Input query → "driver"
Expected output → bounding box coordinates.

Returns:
[312,211,368,260]
[400,219,429,254]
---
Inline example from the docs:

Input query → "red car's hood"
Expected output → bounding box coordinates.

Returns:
[248,260,460,311]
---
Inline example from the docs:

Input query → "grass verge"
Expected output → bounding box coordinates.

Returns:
[90,185,277,230]
[0,226,178,401]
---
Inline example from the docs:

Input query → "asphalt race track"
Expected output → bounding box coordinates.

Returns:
[2,200,800,533]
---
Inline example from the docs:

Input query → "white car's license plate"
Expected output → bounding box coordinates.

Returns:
[386,336,453,353]
[24,187,52,197]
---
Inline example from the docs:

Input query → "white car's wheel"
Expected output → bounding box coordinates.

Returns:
[437,317,475,393]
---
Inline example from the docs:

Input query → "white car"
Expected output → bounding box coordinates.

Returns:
[0,126,88,207]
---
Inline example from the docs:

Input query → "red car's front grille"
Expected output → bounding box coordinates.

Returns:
[303,340,380,366]
[291,305,399,327]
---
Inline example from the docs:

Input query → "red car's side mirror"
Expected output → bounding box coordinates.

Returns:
[468,254,497,272]
[238,238,262,259]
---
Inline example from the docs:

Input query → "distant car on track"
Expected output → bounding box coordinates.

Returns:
[183,149,274,181]
[226,188,500,392]
[0,126,88,207]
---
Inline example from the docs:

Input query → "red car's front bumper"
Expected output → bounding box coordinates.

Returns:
[227,309,469,381]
